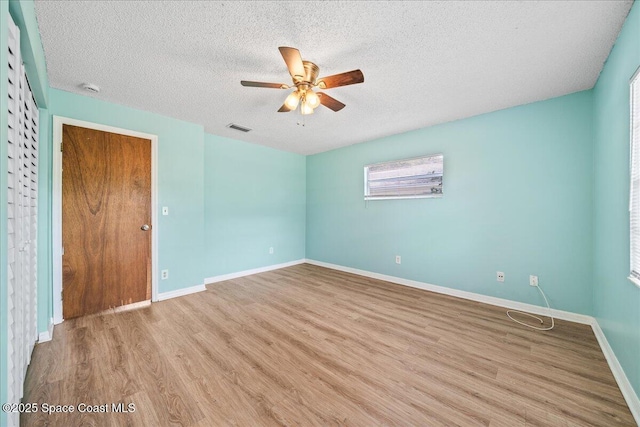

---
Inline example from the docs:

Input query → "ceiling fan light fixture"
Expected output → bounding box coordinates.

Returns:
[300,101,314,115]
[305,90,320,109]
[284,90,301,110]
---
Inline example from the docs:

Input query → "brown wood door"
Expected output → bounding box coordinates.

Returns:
[62,124,151,319]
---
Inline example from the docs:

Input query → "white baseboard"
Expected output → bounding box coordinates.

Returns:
[38,318,54,343]
[591,321,640,424]
[156,283,206,301]
[304,258,640,425]
[205,259,306,284]
[304,259,592,324]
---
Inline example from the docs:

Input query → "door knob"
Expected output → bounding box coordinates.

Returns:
[141,224,150,231]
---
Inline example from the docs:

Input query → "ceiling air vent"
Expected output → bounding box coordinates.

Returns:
[226,123,252,133]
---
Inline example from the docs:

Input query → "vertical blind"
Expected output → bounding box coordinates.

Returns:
[629,69,640,282]
[6,14,39,427]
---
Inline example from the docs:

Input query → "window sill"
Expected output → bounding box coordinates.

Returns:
[627,276,640,289]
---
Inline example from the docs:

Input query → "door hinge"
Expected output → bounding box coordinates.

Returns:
[61,289,63,301]
[62,246,64,255]
[60,141,63,152]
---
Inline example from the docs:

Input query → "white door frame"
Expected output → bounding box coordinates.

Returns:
[52,116,159,324]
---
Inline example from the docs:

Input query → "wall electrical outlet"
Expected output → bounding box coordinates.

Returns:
[395,255,401,264]
[269,247,274,254]
[497,271,505,282]
[529,275,539,287]
[161,269,169,280]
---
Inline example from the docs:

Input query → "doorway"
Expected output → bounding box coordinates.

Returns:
[53,117,159,322]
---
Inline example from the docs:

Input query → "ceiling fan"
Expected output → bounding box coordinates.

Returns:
[241,47,364,115]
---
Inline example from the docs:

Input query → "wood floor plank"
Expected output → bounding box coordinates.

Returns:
[116,310,205,426]
[21,264,635,426]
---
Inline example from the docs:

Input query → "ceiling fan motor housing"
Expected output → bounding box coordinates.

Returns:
[301,61,320,86]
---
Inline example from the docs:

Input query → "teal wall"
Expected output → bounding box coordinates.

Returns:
[49,89,207,294]
[36,108,51,333]
[307,90,594,315]
[593,1,640,398]
[204,134,306,277]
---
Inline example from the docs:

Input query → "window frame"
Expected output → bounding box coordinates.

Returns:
[364,153,444,201]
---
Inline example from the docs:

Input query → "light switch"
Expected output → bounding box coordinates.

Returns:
[162,206,169,216]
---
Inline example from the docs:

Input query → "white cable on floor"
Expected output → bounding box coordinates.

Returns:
[506,284,555,331]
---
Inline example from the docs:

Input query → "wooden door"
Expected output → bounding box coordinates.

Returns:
[62,124,151,319]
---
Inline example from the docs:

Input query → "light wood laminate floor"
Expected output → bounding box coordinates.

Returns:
[22,264,635,426]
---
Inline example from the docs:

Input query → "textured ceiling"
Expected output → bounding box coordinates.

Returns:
[35,1,632,155]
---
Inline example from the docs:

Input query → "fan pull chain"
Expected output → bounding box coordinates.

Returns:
[297,101,305,127]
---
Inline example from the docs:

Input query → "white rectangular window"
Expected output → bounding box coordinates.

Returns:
[629,68,640,288]
[364,154,443,200]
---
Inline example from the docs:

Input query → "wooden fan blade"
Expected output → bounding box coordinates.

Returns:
[241,81,289,89]
[277,103,292,112]
[317,69,364,89]
[318,92,346,112]
[278,47,305,80]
